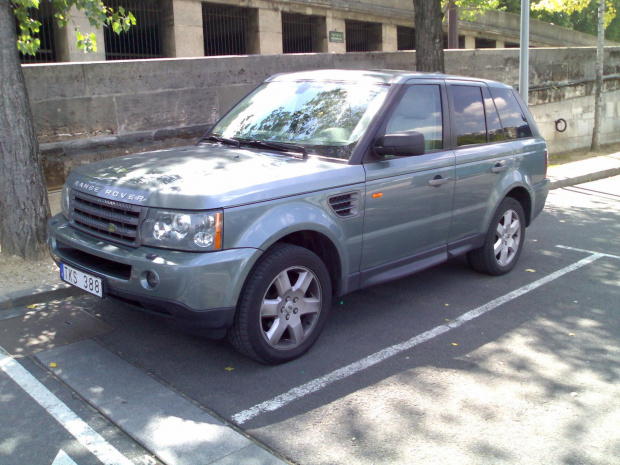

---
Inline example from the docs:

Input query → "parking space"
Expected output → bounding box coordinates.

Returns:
[6,176,618,464]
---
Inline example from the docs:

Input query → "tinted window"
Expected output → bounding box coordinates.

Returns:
[386,85,443,151]
[489,87,533,140]
[451,85,487,147]
[482,86,505,142]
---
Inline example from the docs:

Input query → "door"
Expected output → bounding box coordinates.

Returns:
[360,82,455,285]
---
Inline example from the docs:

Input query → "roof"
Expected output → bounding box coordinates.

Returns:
[267,69,512,88]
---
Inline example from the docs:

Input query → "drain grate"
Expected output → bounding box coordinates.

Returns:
[0,303,113,358]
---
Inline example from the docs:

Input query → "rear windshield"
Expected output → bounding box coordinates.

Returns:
[210,80,389,159]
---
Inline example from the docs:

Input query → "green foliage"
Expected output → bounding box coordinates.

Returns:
[450,0,503,21]
[498,0,618,38]
[11,0,135,55]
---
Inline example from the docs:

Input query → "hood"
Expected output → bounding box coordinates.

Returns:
[66,144,365,210]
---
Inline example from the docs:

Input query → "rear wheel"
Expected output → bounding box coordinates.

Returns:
[227,244,332,364]
[467,197,525,276]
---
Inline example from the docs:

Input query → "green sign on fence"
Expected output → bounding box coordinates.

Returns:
[329,31,344,43]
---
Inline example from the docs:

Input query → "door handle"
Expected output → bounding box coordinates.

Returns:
[428,176,451,187]
[492,163,509,173]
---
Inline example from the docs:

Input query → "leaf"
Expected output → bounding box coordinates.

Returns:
[49,362,57,368]
[526,269,536,272]
[27,304,37,309]
[452,343,458,346]
[225,367,234,371]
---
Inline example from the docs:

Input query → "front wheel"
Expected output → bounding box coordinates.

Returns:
[227,244,332,364]
[467,197,526,276]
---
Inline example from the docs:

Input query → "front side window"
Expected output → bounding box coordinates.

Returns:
[385,84,443,151]
[451,85,487,147]
[211,80,389,159]
[489,87,533,140]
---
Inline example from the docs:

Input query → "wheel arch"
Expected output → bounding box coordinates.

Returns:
[504,185,533,227]
[271,230,343,297]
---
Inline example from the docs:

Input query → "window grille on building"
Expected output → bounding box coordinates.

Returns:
[475,37,496,49]
[397,26,415,51]
[104,0,162,60]
[345,20,381,52]
[202,3,250,56]
[18,2,56,64]
[282,12,322,54]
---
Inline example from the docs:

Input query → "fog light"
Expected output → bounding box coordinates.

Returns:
[146,271,159,288]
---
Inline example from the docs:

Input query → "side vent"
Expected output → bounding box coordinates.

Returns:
[329,192,360,218]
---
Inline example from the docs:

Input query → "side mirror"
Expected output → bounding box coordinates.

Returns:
[373,131,426,157]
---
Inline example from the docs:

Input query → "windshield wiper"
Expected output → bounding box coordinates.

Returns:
[198,135,241,148]
[238,139,308,160]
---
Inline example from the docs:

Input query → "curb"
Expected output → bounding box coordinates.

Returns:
[0,283,81,311]
[549,167,620,190]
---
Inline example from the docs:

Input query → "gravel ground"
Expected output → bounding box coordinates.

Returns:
[0,250,61,296]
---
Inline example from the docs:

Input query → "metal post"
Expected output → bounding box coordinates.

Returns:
[448,1,458,49]
[519,0,530,105]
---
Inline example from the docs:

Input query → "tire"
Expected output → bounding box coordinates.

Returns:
[227,244,332,364]
[467,197,526,276]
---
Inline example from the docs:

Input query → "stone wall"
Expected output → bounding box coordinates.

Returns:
[22,46,620,189]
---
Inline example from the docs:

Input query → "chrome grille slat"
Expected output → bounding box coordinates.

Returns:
[69,190,145,247]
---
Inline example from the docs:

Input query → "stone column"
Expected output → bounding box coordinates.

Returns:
[464,34,476,49]
[54,6,106,62]
[161,0,204,57]
[248,8,282,55]
[496,40,505,48]
[325,16,346,53]
[381,24,398,52]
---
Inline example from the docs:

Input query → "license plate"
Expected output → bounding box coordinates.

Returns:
[60,263,103,298]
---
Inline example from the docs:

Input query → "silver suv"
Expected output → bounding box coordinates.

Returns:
[47,70,550,364]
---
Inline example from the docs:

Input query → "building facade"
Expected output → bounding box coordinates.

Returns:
[21,0,602,64]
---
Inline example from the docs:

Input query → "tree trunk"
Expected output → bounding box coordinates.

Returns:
[413,0,445,73]
[0,0,51,260]
[591,0,604,151]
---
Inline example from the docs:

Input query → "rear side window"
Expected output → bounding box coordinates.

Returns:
[482,87,505,142]
[489,87,533,140]
[451,85,487,147]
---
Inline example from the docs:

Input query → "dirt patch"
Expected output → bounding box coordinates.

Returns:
[0,250,61,297]
[548,142,620,166]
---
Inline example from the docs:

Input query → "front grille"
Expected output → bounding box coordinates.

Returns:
[69,190,145,246]
[329,192,360,218]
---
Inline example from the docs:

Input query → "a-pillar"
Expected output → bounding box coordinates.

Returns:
[381,24,398,52]
[54,6,106,62]
[161,0,204,57]
[248,8,282,55]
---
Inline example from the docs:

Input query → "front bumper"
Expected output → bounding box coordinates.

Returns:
[47,214,262,335]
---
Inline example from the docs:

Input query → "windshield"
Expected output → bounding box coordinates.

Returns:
[209,80,389,159]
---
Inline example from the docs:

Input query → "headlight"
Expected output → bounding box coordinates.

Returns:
[61,185,71,219]
[141,209,223,251]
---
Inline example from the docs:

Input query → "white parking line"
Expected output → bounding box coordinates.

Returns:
[232,250,605,425]
[0,350,134,465]
[556,245,620,260]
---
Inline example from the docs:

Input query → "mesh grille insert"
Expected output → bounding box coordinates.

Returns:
[69,190,145,246]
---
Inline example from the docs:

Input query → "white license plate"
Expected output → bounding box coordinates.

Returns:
[60,263,103,298]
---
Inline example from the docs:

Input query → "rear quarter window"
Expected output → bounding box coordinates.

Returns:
[489,87,533,140]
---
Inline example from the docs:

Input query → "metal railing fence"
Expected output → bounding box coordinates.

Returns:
[345,20,381,52]
[202,3,250,56]
[104,0,162,60]
[282,12,319,54]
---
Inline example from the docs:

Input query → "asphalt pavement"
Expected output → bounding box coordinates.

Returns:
[1,153,619,465]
